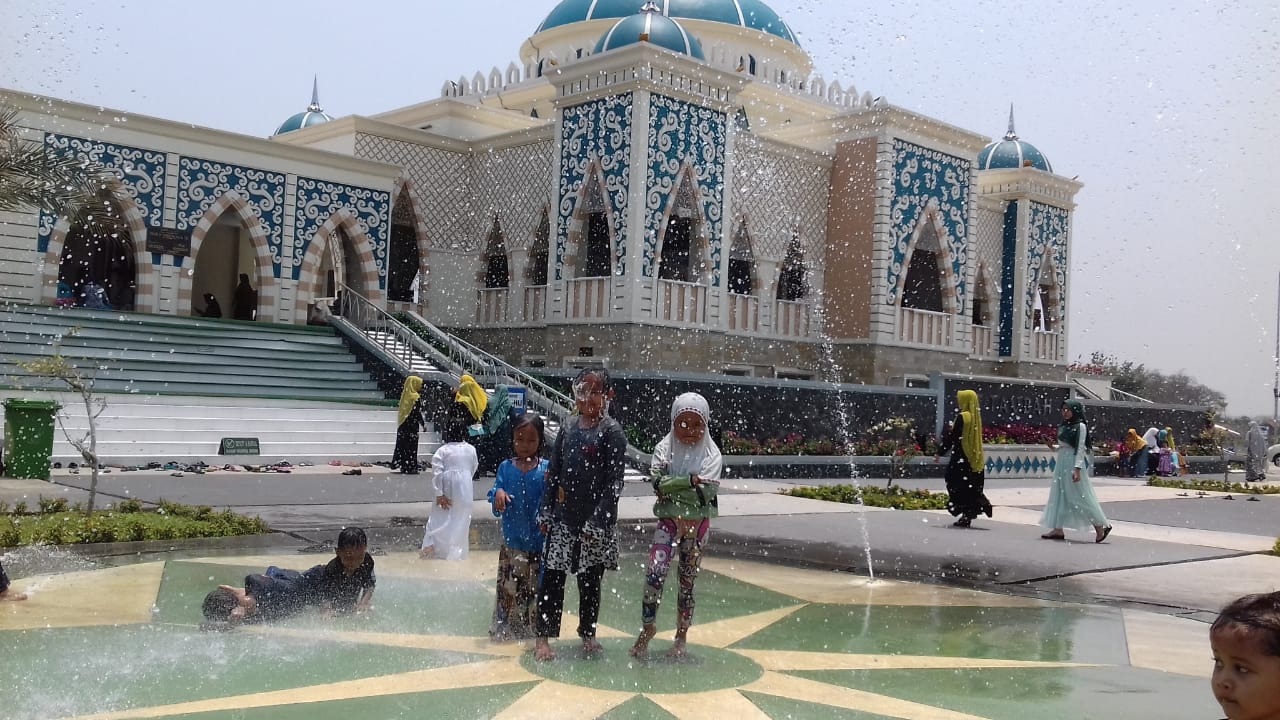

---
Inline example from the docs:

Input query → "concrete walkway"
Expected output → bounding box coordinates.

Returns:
[5,465,1278,619]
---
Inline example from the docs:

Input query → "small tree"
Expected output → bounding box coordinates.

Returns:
[861,417,921,488]
[17,331,106,514]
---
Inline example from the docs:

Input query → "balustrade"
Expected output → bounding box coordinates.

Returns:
[655,278,707,325]
[898,307,953,347]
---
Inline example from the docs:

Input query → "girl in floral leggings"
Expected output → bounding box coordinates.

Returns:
[630,392,721,660]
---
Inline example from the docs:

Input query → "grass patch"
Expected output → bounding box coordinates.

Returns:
[0,497,270,546]
[1147,477,1279,495]
[786,484,949,510]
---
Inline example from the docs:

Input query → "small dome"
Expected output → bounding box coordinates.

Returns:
[274,79,333,136]
[593,2,706,59]
[977,106,1052,172]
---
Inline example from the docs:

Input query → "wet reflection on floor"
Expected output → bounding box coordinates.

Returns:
[0,550,1219,720]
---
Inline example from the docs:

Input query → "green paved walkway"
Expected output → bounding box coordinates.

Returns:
[0,551,1221,719]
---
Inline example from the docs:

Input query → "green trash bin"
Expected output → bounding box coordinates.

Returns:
[3,399,61,480]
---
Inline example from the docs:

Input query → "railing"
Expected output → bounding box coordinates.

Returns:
[523,285,547,323]
[1032,330,1061,361]
[656,278,707,325]
[565,277,611,320]
[773,299,811,338]
[897,306,953,347]
[333,285,469,379]
[446,332,575,426]
[971,324,996,357]
[476,287,511,325]
[726,293,759,333]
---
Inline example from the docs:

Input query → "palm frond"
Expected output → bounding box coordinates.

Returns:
[0,105,121,219]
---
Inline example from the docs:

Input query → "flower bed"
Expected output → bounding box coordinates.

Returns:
[0,497,270,546]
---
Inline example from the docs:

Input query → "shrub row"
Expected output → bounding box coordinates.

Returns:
[786,484,950,510]
[0,502,270,547]
[1146,477,1280,495]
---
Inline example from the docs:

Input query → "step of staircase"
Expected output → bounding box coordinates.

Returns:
[0,304,386,403]
[0,391,439,466]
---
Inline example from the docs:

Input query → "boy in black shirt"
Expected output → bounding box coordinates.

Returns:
[310,527,376,615]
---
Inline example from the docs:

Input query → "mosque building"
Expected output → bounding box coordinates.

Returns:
[0,0,1081,386]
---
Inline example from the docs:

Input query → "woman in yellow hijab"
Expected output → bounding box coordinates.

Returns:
[393,375,425,474]
[455,374,488,424]
[933,389,993,528]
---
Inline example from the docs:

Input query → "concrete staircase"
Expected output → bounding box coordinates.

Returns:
[0,304,438,466]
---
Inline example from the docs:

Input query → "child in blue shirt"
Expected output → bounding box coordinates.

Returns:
[487,413,548,642]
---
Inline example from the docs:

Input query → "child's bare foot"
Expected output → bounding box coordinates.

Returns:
[418,547,435,559]
[0,589,28,601]
[533,637,556,662]
[629,624,656,659]
[581,637,604,658]
[664,639,689,661]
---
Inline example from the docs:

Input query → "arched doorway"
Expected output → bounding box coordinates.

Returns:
[57,191,136,310]
[188,213,258,318]
[900,221,946,313]
[387,191,421,303]
[656,167,708,284]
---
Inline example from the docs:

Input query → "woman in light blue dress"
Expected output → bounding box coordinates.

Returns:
[1040,400,1113,544]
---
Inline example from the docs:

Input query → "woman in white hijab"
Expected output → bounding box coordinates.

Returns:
[630,392,722,661]
[1245,421,1269,482]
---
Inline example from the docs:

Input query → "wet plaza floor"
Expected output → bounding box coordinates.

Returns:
[1,550,1222,719]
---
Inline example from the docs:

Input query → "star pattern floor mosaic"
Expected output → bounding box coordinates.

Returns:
[0,551,1221,719]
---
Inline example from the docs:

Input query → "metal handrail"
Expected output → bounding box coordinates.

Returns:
[333,286,461,377]
[403,311,573,424]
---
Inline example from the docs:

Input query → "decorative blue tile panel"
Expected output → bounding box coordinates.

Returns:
[556,93,633,281]
[39,133,166,253]
[1026,201,1069,328]
[886,139,970,304]
[293,178,392,286]
[644,94,726,282]
[984,446,1058,479]
[177,157,286,276]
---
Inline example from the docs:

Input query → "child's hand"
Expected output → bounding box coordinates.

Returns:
[493,489,510,512]
[437,494,451,509]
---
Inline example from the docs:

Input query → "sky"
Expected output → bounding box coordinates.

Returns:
[2,0,1278,414]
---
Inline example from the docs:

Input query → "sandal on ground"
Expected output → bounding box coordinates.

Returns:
[1095,525,1113,544]
[1040,531,1065,540]
[952,517,972,528]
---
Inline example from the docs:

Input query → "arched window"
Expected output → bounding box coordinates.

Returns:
[972,264,994,326]
[727,223,756,295]
[526,207,550,287]
[657,175,701,283]
[387,192,420,302]
[578,172,613,278]
[901,222,944,312]
[482,216,510,289]
[776,234,807,301]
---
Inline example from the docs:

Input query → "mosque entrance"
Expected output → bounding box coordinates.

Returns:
[189,215,256,318]
[319,227,366,303]
[57,191,136,310]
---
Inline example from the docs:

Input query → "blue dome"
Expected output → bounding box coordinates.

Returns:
[594,6,705,59]
[541,0,798,46]
[274,80,333,136]
[977,107,1053,172]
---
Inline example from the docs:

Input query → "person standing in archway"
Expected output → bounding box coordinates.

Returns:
[232,273,257,321]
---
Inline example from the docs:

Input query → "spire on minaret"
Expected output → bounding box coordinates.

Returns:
[640,0,661,12]
[308,76,323,113]
[1004,104,1018,140]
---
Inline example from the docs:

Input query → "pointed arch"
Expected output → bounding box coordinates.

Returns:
[563,161,618,278]
[477,214,510,289]
[525,205,551,286]
[894,206,959,315]
[388,176,429,305]
[296,208,383,309]
[776,231,808,301]
[655,163,711,284]
[178,190,277,321]
[971,261,998,327]
[727,218,757,295]
[1032,256,1062,332]
[40,183,154,312]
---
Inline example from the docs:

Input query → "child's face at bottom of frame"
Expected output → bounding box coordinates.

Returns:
[337,545,367,574]
[673,410,706,446]
[1211,625,1280,720]
[513,423,541,460]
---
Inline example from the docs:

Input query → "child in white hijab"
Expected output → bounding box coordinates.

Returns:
[629,392,722,661]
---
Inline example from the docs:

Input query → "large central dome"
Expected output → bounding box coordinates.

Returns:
[538,0,799,45]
